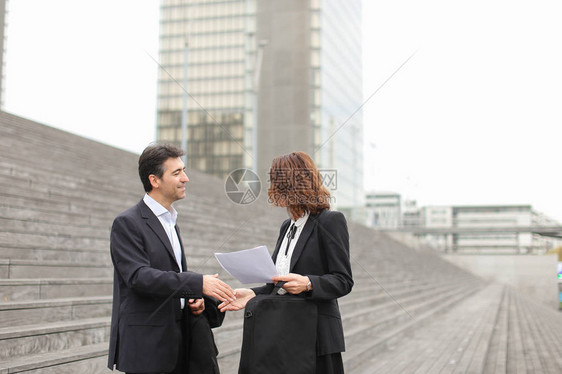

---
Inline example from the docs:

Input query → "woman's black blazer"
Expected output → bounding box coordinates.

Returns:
[254,209,354,355]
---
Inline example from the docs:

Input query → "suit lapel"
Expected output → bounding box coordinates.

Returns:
[139,200,178,267]
[271,220,291,262]
[176,225,188,270]
[289,214,317,271]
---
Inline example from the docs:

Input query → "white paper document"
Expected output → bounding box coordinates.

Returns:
[215,245,278,284]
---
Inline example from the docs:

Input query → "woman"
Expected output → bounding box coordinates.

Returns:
[220,151,354,374]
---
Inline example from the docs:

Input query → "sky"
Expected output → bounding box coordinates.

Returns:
[4,0,562,222]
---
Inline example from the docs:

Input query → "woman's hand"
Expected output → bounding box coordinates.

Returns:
[218,288,256,312]
[272,273,311,295]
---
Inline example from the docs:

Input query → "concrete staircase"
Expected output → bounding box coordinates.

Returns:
[1,111,561,373]
[0,111,283,373]
[350,283,562,374]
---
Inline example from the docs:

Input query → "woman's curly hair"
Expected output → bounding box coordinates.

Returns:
[268,151,331,220]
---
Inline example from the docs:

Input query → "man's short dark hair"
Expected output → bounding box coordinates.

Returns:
[138,144,185,192]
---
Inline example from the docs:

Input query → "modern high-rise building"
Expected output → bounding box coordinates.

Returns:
[157,0,364,219]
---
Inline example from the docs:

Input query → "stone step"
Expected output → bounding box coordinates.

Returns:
[0,239,244,266]
[517,290,562,371]
[0,296,111,328]
[0,226,273,258]
[2,141,279,206]
[340,276,476,316]
[216,349,241,374]
[0,216,111,241]
[512,290,547,372]
[0,181,264,227]
[0,260,8,278]
[0,140,129,182]
[343,280,485,371]
[342,276,430,299]
[0,257,434,284]
[1,299,252,368]
[438,285,503,374]
[360,283,504,374]
[400,294,493,373]
[0,230,108,253]
[0,183,218,230]
[0,167,265,227]
[0,198,278,253]
[342,280,479,350]
[0,245,110,265]
[0,317,110,362]
[0,184,128,220]
[482,285,510,374]
[0,209,276,259]
[0,169,281,246]
[0,203,113,229]
[0,150,134,184]
[0,178,274,242]
[349,251,465,278]
[0,115,136,173]
[0,280,482,374]
[505,289,562,373]
[0,258,228,280]
[0,164,140,209]
[506,287,530,373]
[0,278,112,302]
[0,153,272,225]
[0,167,276,237]
[0,341,108,374]
[0,116,280,208]
[525,290,562,350]
[0,273,247,304]
[0,183,273,238]
[0,259,113,279]
[0,253,418,286]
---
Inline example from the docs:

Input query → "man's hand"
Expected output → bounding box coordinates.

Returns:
[219,288,255,312]
[272,273,311,294]
[203,274,235,302]
[188,298,205,315]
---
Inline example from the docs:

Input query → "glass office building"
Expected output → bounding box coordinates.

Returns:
[158,1,251,176]
[316,0,364,218]
[157,0,364,218]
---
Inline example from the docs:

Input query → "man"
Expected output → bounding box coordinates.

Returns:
[108,144,235,374]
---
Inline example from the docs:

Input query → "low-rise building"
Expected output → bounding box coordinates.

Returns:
[421,205,560,254]
[364,191,561,253]
[365,191,401,228]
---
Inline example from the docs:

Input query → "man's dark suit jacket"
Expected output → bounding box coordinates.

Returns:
[253,209,354,356]
[107,199,204,373]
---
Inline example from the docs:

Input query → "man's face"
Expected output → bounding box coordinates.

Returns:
[155,157,189,204]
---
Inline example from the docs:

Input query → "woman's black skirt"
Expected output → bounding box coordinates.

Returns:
[316,353,344,374]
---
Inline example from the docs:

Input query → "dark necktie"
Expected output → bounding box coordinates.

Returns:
[284,224,297,256]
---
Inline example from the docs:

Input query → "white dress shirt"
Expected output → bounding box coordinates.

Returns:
[143,193,185,309]
[275,212,310,294]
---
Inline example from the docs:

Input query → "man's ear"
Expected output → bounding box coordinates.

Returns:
[149,174,159,190]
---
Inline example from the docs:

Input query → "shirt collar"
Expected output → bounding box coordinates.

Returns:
[143,193,178,224]
[291,211,310,228]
